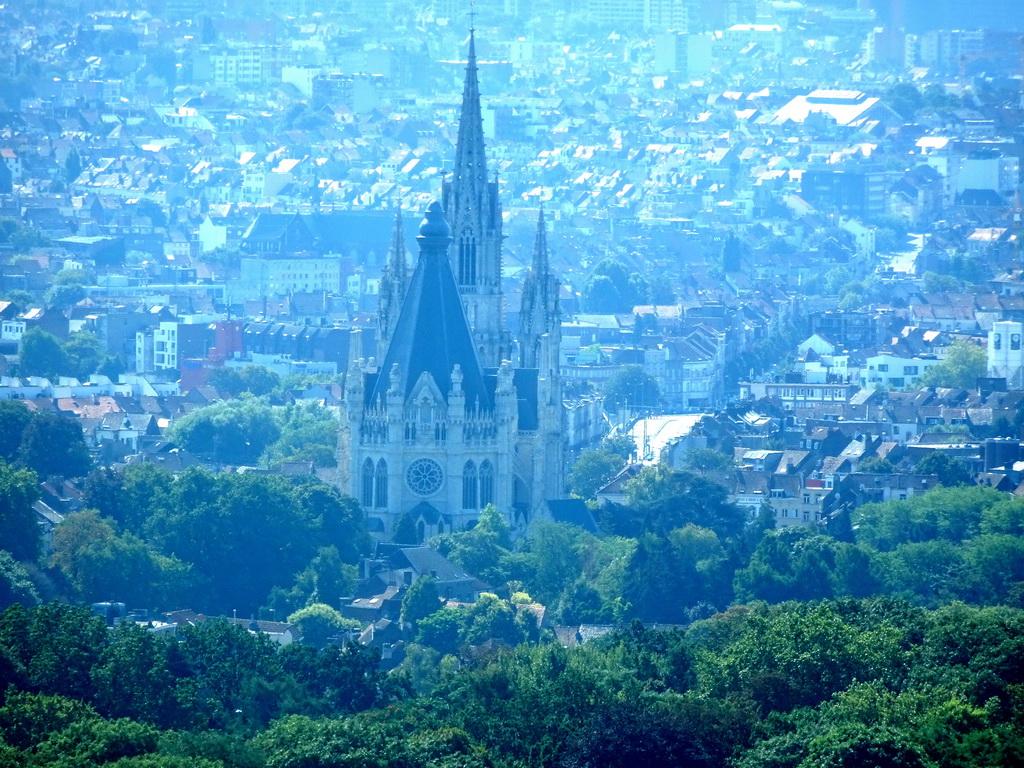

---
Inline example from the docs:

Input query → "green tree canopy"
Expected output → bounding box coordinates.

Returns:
[568,449,625,499]
[17,413,92,479]
[915,340,986,390]
[602,364,660,413]
[18,327,68,379]
[914,452,973,486]
[0,461,40,562]
[0,401,31,464]
[168,398,280,466]
[0,551,39,610]
[400,575,443,628]
[286,603,357,648]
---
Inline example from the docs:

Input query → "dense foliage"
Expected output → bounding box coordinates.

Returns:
[168,399,339,467]
[3,464,1024,766]
[54,465,369,616]
[0,598,1022,767]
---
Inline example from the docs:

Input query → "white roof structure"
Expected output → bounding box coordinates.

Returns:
[767,89,883,126]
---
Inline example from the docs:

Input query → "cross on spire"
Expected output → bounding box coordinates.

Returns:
[468,1,476,31]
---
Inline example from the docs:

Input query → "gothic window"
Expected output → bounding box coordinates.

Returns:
[417,520,425,543]
[459,234,477,285]
[463,460,477,509]
[479,460,494,507]
[361,458,374,508]
[375,459,388,509]
[419,396,432,423]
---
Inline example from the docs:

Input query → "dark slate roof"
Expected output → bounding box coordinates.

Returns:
[545,499,599,534]
[410,501,442,524]
[367,202,489,409]
[389,545,478,584]
[307,210,418,254]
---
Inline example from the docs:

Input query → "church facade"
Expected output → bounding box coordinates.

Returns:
[339,32,565,540]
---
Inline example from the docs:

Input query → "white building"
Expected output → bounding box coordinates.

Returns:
[988,320,1024,389]
[861,351,940,390]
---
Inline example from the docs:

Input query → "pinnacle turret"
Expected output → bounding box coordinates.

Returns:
[377,209,409,353]
[519,207,561,371]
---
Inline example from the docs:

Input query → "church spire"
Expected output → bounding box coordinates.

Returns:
[377,209,408,353]
[442,28,507,368]
[519,207,561,371]
[451,28,486,205]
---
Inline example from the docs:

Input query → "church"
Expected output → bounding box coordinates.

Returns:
[339,31,565,540]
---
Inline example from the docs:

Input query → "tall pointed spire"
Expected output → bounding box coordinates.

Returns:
[519,207,561,371]
[451,28,486,205]
[377,209,408,354]
[442,28,507,368]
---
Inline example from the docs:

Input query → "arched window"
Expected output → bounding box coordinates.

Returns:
[417,520,425,543]
[479,460,494,507]
[463,460,477,510]
[375,458,388,509]
[361,458,374,508]
[459,234,477,285]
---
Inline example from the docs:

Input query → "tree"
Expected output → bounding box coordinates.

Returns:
[0,401,31,463]
[461,593,525,646]
[50,509,191,607]
[17,413,92,479]
[401,575,443,628]
[208,365,280,398]
[857,456,894,474]
[623,466,746,540]
[90,622,178,726]
[287,603,357,648]
[886,82,924,119]
[568,449,625,499]
[18,327,67,379]
[603,364,660,413]
[681,448,735,473]
[62,331,104,380]
[33,716,159,765]
[915,340,986,390]
[44,282,86,310]
[0,461,40,562]
[168,399,280,466]
[63,147,82,183]
[581,259,647,313]
[581,274,623,313]
[0,691,100,751]
[914,453,973,487]
[446,505,512,584]
[415,607,465,656]
[0,551,39,609]
[0,156,11,194]
[264,402,339,468]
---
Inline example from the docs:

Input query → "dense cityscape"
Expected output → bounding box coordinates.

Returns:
[1,0,1024,765]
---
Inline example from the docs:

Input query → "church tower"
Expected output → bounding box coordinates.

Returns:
[347,201,525,540]
[518,208,566,511]
[442,30,508,367]
[376,209,408,352]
